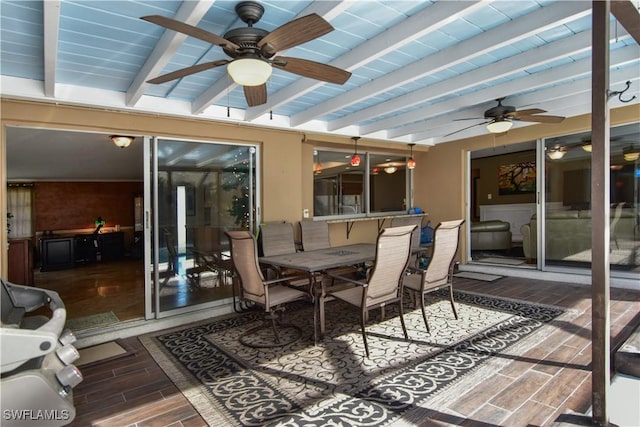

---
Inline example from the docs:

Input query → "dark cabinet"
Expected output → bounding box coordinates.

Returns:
[8,238,34,285]
[97,232,124,261]
[40,232,124,271]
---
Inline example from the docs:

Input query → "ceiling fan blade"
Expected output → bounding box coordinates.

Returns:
[147,60,229,84]
[510,108,546,118]
[453,117,485,121]
[444,121,488,137]
[258,14,333,54]
[273,56,351,84]
[141,15,239,50]
[516,114,565,123]
[244,84,267,107]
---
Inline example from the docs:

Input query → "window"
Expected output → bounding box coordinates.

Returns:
[542,122,639,271]
[313,149,410,218]
[7,184,33,238]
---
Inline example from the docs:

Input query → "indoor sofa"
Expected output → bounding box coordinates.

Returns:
[520,208,637,262]
[470,220,512,251]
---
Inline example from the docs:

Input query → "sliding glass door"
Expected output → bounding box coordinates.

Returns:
[542,123,639,275]
[468,121,639,280]
[147,137,258,318]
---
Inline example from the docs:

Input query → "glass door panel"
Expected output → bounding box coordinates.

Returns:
[150,138,257,317]
[543,123,640,273]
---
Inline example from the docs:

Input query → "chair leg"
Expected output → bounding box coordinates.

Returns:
[448,286,458,320]
[419,293,430,333]
[361,309,369,357]
[398,297,409,341]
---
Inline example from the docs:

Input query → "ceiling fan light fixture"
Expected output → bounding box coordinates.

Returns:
[110,135,134,148]
[384,166,398,174]
[581,143,592,153]
[228,58,272,86]
[486,119,513,133]
[623,145,640,162]
[546,148,566,160]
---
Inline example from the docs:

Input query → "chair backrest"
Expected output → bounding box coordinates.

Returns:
[391,216,423,250]
[260,222,297,256]
[424,219,464,283]
[163,228,178,273]
[225,230,266,304]
[366,225,416,306]
[299,220,331,251]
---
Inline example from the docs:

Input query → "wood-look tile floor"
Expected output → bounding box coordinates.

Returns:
[68,276,640,427]
[33,258,233,323]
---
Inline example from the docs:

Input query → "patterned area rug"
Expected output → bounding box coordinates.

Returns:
[140,291,567,426]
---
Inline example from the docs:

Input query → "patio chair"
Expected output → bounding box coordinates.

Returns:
[226,230,311,348]
[299,219,361,284]
[260,221,301,279]
[326,225,416,357]
[260,221,298,256]
[391,216,424,268]
[159,228,179,288]
[402,219,464,333]
[299,220,331,251]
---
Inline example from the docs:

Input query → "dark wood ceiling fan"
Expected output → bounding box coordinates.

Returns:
[445,98,566,137]
[141,1,351,107]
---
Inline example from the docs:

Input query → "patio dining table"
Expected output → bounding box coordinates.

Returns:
[259,243,376,342]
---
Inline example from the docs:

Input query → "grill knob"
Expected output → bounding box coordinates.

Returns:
[56,365,83,388]
[56,344,80,365]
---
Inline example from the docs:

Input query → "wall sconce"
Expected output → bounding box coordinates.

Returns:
[407,143,416,169]
[350,136,361,167]
[546,147,566,160]
[227,57,272,86]
[486,118,513,133]
[623,145,640,161]
[384,166,398,174]
[111,135,135,148]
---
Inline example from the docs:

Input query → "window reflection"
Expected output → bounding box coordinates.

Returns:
[543,122,639,270]
[313,149,408,217]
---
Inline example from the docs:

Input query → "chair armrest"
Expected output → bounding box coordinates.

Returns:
[263,274,309,287]
[326,272,367,287]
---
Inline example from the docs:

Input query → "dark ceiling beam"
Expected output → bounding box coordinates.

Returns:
[611,0,640,45]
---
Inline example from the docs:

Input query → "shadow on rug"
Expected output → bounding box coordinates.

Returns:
[140,291,569,426]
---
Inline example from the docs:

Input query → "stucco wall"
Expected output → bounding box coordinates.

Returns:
[1,98,638,276]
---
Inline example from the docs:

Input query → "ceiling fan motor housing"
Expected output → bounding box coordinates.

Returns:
[223,27,269,58]
[484,103,516,119]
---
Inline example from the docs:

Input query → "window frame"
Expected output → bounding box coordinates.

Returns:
[312,147,412,220]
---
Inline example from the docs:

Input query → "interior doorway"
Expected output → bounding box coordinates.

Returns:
[5,127,146,327]
[468,141,536,268]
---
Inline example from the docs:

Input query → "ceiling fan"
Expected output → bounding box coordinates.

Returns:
[141,1,351,107]
[445,98,565,136]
